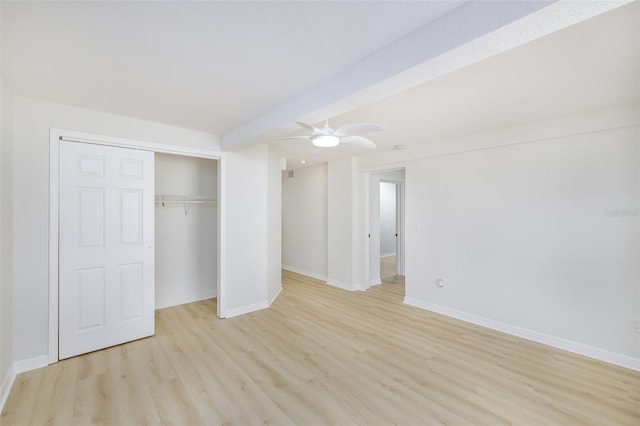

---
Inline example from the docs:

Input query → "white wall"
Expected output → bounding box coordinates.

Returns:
[155,154,218,309]
[379,182,397,257]
[405,124,638,361]
[327,158,357,290]
[267,149,282,302]
[222,144,281,316]
[0,76,14,404]
[282,164,328,280]
[11,95,220,362]
[358,104,639,369]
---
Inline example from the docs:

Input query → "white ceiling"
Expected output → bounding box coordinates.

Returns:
[1,0,464,134]
[270,1,639,167]
[2,1,638,169]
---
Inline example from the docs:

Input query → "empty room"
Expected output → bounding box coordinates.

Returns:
[1,1,639,424]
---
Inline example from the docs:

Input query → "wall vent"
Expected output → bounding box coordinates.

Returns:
[288,171,295,178]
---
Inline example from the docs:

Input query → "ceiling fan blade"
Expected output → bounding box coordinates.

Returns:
[334,123,382,137]
[340,135,376,149]
[295,121,322,134]
[267,135,312,142]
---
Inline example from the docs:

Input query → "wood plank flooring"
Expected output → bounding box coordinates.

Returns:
[2,270,639,425]
[380,255,396,280]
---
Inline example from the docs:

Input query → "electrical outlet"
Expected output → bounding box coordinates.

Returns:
[630,318,640,334]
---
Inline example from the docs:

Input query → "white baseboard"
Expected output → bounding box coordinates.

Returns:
[282,265,361,292]
[267,285,282,307]
[218,284,283,319]
[14,355,48,374]
[155,290,217,310]
[0,364,15,414]
[369,277,382,286]
[282,265,327,282]
[326,279,356,292]
[380,252,396,258]
[404,297,640,372]
[1,355,48,413]
[223,299,269,318]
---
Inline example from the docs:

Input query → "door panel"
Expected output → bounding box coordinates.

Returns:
[77,267,105,330]
[78,188,105,247]
[59,141,154,359]
[121,189,143,243]
[120,262,144,320]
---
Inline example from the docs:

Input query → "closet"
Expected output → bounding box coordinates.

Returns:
[154,153,218,309]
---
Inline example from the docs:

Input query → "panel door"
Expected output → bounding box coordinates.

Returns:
[59,141,154,359]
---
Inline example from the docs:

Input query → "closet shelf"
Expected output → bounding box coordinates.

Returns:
[155,195,217,214]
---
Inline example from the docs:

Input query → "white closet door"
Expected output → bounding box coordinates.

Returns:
[59,141,154,359]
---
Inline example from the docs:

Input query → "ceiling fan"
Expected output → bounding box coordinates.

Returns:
[278,120,382,149]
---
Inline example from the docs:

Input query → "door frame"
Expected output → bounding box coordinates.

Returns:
[378,179,405,278]
[395,180,405,276]
[363,166,406,290]
[48,128,224,364]
[377,180,399,280]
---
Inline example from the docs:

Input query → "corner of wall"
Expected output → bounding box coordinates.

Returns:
[0,74,15,409]
[0,354,48,412]
[0,363,16,414]
[267,146,282,299]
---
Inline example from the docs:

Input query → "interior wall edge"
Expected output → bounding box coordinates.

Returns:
[0,362,15,417]
[267,285,282,308]
[0,352,49,412]
[0,75,15,393]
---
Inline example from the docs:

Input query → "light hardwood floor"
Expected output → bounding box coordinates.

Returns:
[380,255,396,280]
[2,270,639,425]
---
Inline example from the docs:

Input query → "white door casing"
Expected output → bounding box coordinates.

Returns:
[59,141,155,359]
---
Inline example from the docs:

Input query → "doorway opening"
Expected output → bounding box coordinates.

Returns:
[379,181,398,281]
[49,129,223,363]
[154,154,218,310]
[368,168,405,289]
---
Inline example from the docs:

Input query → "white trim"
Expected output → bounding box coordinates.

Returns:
[404,297,640,372]
[326,279,357,292]
[363,166,407,292]
[49,128,224,364]
[13,355,48,374]
[0,355,49,413]
[217,154,226,318]
[369,278,382,286]
[396,182,405,276]
[0,364,15,414]
[380,252,396,258]
[155,290,217,310]
[222,285,282,318]
[282,265,327,282]
[223,300,270,318]
[267,285,283,307]
[58,129,221,159]
[48,135,60,364]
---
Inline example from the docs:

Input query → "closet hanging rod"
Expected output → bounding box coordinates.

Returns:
[154,200,216,205]
[155,195,217,207]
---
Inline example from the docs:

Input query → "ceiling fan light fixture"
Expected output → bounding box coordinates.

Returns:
[312,135,340,148]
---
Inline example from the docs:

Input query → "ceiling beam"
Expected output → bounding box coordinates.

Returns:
[221,0,627,151]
